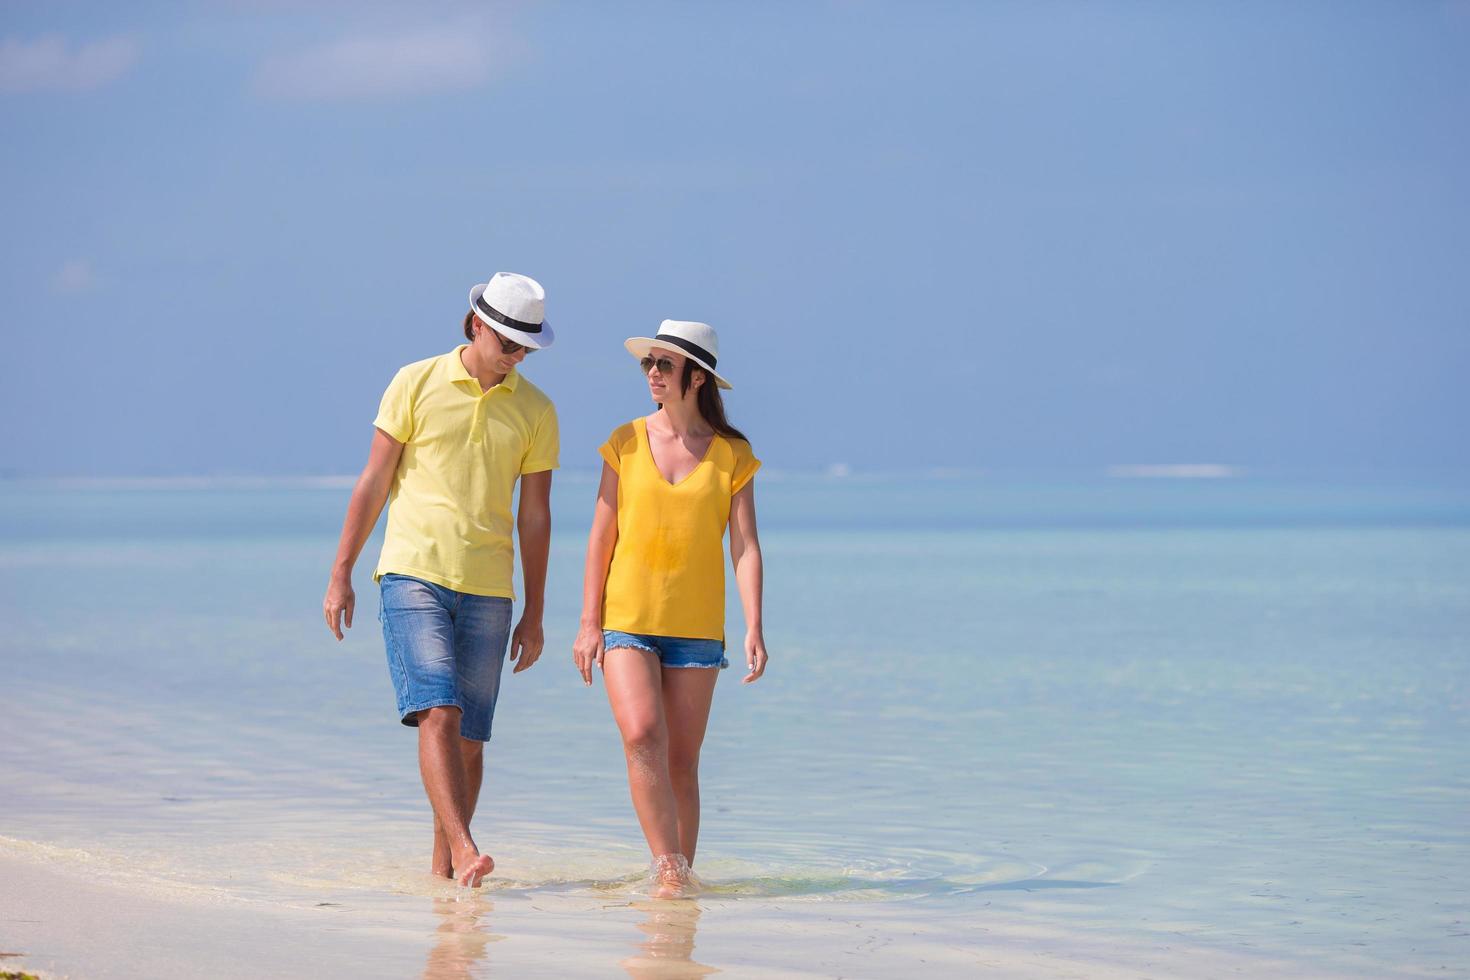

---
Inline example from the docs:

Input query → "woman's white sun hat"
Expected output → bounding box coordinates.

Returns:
[468,272,555,349]
[625,320,732,389]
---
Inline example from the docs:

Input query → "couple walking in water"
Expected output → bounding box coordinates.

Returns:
[322,271,767,896]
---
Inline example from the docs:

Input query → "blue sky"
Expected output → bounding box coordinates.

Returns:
[3,1,1467,477]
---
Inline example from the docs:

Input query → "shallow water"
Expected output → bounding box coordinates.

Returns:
[2,473,1468,977]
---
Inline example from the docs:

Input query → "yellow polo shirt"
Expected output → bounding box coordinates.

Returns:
[372,346,559,598]
[598,417,760,641]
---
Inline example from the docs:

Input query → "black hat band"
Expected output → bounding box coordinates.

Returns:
[475,293,543,334]
[653,334,716,369]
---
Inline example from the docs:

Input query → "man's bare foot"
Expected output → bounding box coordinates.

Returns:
[432,838,453,878]
[432,827,453,877]
[455,851,495,888]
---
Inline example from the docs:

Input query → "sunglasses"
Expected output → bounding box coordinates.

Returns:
[490,329,534,355]
[640,356,678,376]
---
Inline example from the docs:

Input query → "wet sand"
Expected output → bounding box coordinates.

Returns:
[2,851,1338,979]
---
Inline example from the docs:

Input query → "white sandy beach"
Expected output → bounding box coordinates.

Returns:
[2,846,1347,980]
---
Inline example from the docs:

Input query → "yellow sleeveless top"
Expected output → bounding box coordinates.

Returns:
[598,417,761,641]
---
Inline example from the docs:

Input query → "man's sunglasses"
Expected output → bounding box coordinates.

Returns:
[491,329,534,355]
[640,356,678,376]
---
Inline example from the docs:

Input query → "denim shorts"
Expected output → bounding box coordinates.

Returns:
[603,630,728,670]
[379,573,512,742]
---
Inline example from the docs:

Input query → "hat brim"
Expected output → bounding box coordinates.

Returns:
[625,337,732,389]
[468,283,555,349]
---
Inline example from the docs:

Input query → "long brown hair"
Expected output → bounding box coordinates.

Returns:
[668,361,747,442]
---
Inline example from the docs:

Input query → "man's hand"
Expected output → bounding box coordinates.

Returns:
[510,614,545,673]
[324,575,355,641]
[323,429,402,644]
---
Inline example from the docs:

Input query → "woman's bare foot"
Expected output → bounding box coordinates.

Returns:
[455,850,495,888]
[650,853,695,899]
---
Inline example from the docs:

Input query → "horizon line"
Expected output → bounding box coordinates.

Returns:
[3,464,1470,491]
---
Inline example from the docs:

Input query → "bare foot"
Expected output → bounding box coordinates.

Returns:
[455,851,495,888]
[650,853,694,899]
[432,824,453,877]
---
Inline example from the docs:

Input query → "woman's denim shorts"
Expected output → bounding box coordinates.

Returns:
[379,573,512,742]
[603,630,728,670]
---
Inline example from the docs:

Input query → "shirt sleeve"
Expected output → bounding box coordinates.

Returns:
[597,442,619,474]
[598,423,635,475]
[521,403,560,474]
[732,440,762,493]
[372,367,414,443]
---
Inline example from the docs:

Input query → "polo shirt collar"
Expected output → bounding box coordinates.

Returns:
[448,345,520,392]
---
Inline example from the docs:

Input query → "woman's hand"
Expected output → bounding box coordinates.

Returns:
[573,623,605,687]
[742,628,768,684]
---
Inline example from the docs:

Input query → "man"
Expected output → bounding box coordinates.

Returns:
[323,271,558,887]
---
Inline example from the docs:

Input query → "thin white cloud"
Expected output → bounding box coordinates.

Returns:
[0,35,140,94]
[50,259,96,294]
[255,29,494,101]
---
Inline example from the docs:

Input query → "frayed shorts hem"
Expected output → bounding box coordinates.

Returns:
[604,645,726,669]
[602,629,729,670]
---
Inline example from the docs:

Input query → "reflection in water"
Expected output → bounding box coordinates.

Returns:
[423,896,503,980]
[620,899,720,978]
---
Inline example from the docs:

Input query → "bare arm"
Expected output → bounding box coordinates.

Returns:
[509,469,553,673]
[729,480,767,683]
[573,462,620,686]
[323,428,405,640]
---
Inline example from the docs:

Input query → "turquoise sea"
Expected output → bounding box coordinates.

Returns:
[2,472,1468,977]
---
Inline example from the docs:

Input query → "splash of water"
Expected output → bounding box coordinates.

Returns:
[647,853,704,899]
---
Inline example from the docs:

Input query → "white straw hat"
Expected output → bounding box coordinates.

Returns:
[468,271,554,349]
[624,320,732,389]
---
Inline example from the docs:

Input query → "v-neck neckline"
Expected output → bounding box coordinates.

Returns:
[639,416,718,488]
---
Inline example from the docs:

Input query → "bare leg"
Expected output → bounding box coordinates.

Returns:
[431,737,485,878]
[603,648,682,861]
[662,667,719,865]
[417,706,494,886]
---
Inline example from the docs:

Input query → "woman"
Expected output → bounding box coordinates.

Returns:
[574,319,768,897]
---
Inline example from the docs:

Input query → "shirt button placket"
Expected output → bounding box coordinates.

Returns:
[469,393,488,445]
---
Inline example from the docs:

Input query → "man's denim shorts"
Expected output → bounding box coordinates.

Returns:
[603,630,728,670]
[379,573,512,742]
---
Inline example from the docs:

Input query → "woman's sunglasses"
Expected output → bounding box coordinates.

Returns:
[640,356,677,376]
